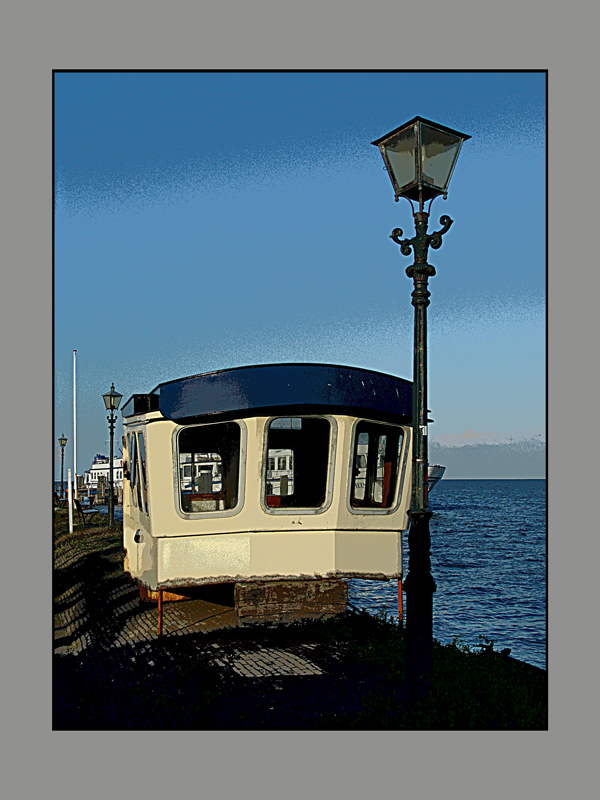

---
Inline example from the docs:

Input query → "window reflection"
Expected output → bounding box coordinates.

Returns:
[137,431,148,514]
[265,417,330,509]
[129,432,138,508]
[351,421,404,509]
[177,422,240,513]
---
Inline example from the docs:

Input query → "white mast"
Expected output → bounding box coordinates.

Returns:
[73,349,77,499]
[68,468,73,533]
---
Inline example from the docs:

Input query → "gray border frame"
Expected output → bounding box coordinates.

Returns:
[11,17,572,786]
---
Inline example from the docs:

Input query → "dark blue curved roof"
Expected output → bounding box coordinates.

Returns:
[123,363,412,423]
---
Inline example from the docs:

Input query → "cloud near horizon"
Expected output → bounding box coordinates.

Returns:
[429,436,545,479]
[432,429,545,447]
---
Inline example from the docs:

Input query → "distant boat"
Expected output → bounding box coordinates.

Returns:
[83,453,124,491]
[428,465,446,492]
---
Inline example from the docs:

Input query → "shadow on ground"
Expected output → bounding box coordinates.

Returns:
[53,511,396,729]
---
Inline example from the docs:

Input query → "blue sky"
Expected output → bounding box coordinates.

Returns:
[54,71,545,478]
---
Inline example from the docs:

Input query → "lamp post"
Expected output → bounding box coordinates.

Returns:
[58,434,68,498]
[372,116,470,699]
[102,383,123,528]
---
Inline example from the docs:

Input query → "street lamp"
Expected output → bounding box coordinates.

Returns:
[372,116,470,699]
[58,434,68,498]
[102,383,123,528]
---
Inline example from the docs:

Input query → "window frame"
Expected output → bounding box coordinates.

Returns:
[137,430,149,515]
[346,418,410,515]
[173,419,247,521]
[125,425,149,516]
[260,414,337,516]
[128,431,138,508]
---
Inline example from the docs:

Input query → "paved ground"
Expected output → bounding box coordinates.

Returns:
[53,513,401,729]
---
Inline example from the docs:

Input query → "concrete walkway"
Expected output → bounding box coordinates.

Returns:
[53,514,378,727]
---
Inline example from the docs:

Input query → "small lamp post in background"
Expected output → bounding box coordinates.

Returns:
[372,116,470,699]
[102,383,123,528]
[58,434,68,498]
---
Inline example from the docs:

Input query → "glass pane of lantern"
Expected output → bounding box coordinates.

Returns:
[103,387,123,410]
[384,125,417,190]
[420,124,462,191]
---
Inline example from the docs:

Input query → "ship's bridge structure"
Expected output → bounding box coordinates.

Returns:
[121,363,413,615]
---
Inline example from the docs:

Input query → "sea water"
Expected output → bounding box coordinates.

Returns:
[348,479,546,669]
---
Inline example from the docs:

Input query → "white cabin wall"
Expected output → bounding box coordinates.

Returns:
[123,410,410,587]
[142,417,175,534]
[126,412,412,539]
[122,417,154,582]
[123,421,152,532]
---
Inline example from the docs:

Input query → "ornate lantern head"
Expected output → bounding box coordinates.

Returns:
[372,116,470,204]
[102,383,123,412]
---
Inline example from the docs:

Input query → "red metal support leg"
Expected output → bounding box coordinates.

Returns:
[158,589,163,637]
[398,580,403,625]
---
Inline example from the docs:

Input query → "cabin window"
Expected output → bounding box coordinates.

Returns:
[264,416,331,509]
[177,421,241,514]
[137,431,148,513]
[128,432,138,507]
[350,421,404,510]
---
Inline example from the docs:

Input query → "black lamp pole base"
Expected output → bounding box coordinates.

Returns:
[403,510,437,701]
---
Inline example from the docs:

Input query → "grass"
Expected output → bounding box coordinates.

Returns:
[310,612,547,729]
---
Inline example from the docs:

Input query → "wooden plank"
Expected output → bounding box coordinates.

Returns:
[235,580,347,625]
